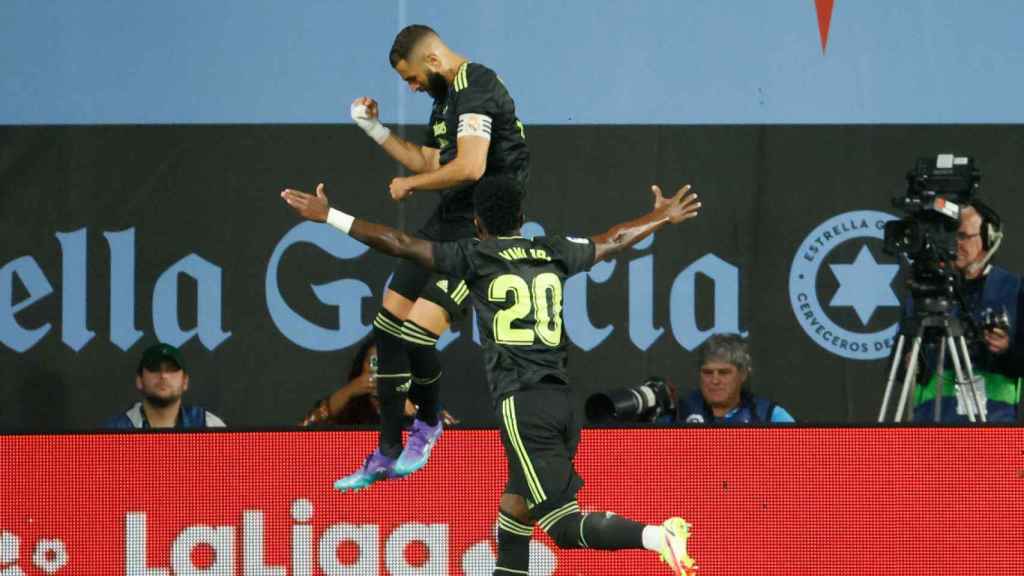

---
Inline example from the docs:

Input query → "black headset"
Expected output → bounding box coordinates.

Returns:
[968,199,1003,251]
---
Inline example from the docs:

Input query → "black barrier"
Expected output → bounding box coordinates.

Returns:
[2,125,1023,428]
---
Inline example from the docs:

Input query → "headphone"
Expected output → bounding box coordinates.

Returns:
[969,199,1003,251]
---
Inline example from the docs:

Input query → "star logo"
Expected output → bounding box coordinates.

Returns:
[828,245,899,325]
[788,210,900,360]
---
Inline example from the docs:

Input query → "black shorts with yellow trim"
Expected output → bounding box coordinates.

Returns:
[387,211,475,323]
[496,384,584,520]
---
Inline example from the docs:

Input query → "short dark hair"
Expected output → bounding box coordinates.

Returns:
[473,176,525,236]
[389,25,437,67]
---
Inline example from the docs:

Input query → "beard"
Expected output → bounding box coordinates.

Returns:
[425,71,448,100]
[143,390,180,408]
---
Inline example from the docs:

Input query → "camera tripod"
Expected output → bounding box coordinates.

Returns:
[878,297,987,423]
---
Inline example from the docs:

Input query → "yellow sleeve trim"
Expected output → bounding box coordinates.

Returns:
[454,61,471,92]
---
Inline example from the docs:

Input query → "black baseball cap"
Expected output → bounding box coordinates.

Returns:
[137,343,186,374]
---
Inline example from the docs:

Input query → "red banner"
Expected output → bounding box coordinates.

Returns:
[2,428,1023,575]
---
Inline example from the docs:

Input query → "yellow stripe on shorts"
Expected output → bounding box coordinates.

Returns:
[502,396,546,504]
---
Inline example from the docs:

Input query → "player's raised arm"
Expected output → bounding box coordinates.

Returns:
[351,97,441,174]
[280,183,436,270]
[590,184,701,263]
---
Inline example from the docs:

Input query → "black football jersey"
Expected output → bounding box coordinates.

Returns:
[424,62,530,218]
[432,235,595,404]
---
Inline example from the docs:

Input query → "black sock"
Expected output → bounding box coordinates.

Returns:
[401,320,442,427]
[373,310,411,458]
[540,503,644,550]
[579,511,644,550]
[495,511,532,575]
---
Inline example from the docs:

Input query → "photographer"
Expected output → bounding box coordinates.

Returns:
[907,201,1023,422]
[585,334,794,425]
[677,333,795,424]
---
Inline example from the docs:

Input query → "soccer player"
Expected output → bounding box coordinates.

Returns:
[281,176,701,575]
[341,24,529,490]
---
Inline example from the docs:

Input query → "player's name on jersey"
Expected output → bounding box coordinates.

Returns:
[498,246,551,262]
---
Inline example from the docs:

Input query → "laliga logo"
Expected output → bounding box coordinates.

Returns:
[127,499,443,575]
[0,530,69,575]
[789,211,900,360]
[126,499,555,575]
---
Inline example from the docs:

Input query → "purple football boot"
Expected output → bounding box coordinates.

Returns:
[393,418,443,477]
[333,450,398,492]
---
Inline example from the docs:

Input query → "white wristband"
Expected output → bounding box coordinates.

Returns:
[365,122,391,145]
[326,207,355,234]
[351,103,391,145]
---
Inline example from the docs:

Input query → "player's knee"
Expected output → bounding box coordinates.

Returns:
[372,310,411,403]
[400,320,443,386]
[499,494,532,525]
[401,320,440,350]
[372,310,406,347]
[542,512,585,549]
[538,501,585,549]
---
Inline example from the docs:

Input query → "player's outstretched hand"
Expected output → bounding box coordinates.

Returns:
[652,184,700,224]
[281,183,331,223]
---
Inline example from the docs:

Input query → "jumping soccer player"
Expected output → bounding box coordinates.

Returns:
[282,176,700,575]
[339,24,530,490]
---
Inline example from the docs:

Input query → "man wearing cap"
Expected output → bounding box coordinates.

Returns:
[104,343,226,429]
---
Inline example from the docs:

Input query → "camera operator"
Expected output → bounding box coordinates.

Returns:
[907,200,1023,422]
[677,334,795,424]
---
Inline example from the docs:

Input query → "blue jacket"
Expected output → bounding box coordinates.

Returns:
[104,402,226,429]
[909,265,1022,422]
[677,390,795,424]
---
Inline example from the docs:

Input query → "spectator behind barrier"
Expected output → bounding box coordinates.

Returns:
[677,333,795,424]
[300,338,458,426]
[104,343,226,429]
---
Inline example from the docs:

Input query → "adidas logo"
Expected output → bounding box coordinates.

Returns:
[436,279,449,292]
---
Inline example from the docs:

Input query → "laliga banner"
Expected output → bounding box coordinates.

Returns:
[2,428,1023,575]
